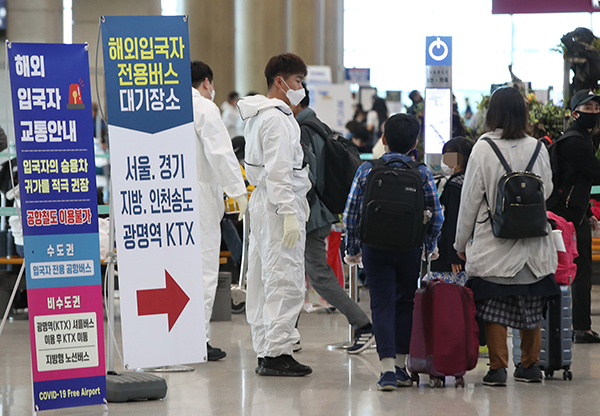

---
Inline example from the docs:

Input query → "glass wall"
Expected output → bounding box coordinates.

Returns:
[344,0,600,112]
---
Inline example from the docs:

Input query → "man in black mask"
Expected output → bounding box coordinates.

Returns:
[549,89,600,343]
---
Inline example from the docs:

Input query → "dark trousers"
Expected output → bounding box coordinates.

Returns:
[362,244,420,360]
[572,218,592,331]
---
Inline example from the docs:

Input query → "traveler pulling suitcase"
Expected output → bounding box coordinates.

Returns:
[512,285,573,380]
[407,254,479,388]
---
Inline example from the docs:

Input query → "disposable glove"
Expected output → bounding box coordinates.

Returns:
[233,194,248,221]
[283,213,301,248]
[344,252,363,268]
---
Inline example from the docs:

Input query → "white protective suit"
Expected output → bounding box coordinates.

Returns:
[192,88,246,337]
[221,100,243,139]
[237,95,311,358]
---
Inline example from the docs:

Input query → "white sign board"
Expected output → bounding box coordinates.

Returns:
[309,84,354,133]
[306,65,332,85]
[424,88,452,154]
[110,125,206,368]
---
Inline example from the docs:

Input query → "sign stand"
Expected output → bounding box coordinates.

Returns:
[103,184,169,402]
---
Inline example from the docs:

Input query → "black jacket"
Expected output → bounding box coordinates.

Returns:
[548,122,600,225]
[431,172,465,272]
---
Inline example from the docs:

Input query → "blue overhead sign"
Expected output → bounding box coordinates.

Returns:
[426,36,452,66]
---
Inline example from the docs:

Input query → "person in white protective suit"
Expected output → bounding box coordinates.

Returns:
[191,61,248,361]
[236,53,312,377]
[220,91,242,139]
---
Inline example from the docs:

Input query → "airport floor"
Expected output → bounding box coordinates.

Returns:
[3,287,600,416]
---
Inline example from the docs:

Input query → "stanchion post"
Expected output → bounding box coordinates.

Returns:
[326,264,357,350]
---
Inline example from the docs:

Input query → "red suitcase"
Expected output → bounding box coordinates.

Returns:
[407,259,479,388]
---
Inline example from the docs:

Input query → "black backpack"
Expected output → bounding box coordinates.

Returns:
[482,138,548,239]
[300,118,362,215]
[360,158,428,251]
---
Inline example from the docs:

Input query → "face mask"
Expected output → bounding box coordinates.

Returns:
[575,111,600,129]
[210,87,216,102]
[440,161,454,176]
[281,79,305,107]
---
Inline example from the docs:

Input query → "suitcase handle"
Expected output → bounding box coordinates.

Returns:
[417,251,432,289]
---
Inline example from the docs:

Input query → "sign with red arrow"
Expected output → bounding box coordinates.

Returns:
[137,270,190,332]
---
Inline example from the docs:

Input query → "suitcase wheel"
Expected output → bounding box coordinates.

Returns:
[545,370,554,378]
[429,377,444,388]
[563,370,573,381]
[410,373,419,385]
[455,377,465,388]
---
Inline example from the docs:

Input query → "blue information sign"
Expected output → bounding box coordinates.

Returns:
[101,16,193,134]
[7,42,106,412]
[425,36,452,66]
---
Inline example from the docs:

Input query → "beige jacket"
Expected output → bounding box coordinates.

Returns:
[454,130,558,279]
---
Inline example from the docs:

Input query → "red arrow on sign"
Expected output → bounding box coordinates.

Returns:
[137,270,190,332]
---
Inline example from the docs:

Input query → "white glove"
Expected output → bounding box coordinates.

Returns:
[233,194,248,221]
[283,213,301,248]
[344,252,363,268]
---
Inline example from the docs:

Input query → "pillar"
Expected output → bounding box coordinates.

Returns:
[6,0,63,43]
[290,0,322,67]
[323,0,344,84]
[235,0,288,96]
[181,0,236,106]
[71,0,162,112]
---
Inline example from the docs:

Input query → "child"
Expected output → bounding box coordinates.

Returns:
[430,137,474,286]
[343,114,443,391]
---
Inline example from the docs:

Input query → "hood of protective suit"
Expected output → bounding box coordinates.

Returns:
[236,95,291,121]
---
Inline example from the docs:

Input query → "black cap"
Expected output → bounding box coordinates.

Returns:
[570,89,600,110]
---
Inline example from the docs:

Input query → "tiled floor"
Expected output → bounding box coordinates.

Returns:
[3,287,600,415]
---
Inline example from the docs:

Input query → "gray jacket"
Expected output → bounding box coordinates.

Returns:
[454,130,557,280]
[296,108,338,234]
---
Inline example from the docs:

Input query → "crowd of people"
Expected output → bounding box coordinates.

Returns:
[190,51,600,390]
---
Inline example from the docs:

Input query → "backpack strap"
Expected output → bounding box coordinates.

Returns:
[300,117,331,141]
[482,138,512,173]
[525,141,542,172]
[370,157,424,171]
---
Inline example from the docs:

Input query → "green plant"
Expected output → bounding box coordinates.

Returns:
[528,100,571,141]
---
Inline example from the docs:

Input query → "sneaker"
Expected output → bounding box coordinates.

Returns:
[255,358,264,373]
[514,363,542,383]
[573,330,600,343]
[257,354,312,377]
[483,367,507,386]
[377,371,397,391]
[395,366,413,387]
[479,345,489,358]
[347,325,375,354]
[293,341,302,352]
[207,343,227,361]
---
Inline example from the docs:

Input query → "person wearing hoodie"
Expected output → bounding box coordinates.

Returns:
[191,61,248,361]
[292,84,375,353]
[236,53,312,377]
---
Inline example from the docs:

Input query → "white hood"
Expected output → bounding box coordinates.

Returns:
[236,95,291,121]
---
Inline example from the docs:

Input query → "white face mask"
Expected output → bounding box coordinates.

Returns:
[440,161,454,176]
[210,86,216,102]
[281,79,305,107]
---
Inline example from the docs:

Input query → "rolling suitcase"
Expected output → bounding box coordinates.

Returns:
[407,256,479,387]
[512,285,573,380]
